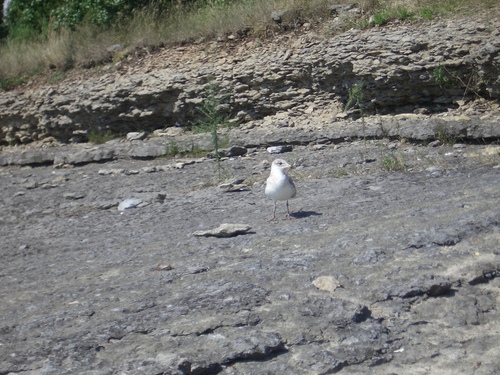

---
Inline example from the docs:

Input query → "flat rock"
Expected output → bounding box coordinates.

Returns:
[127,144,167,159]
[0,149,55,166]
[193,223,252,237]
[54,148,115,165]
[312,276,342,292]
[218,181,250,192]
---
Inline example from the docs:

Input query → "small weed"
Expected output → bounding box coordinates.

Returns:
[49,70,66,83]
[345,81,367,145]
[164,140,206,158]
[219,169,233,182]
[379,121,391,139]
[446,66,487,101]
[88,128,115,144]
[218,133,231,149]
[0,75,28,91]
[434,123,457,145]
[433,64,453,88]
[345,81,364,112]
[380,152,405,172]
[193,81,233,180]
[370,11,390,26]
[396,8,413,21]
[252,24,269,40]
[330,167,350,178]
[186,142,206,157]
[191,124,209,134]
[165,140,180,156]
[354,18,371,29]
[420,7,436,21]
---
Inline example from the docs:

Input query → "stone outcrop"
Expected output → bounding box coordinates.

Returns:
[1,112,500,167]
[0,16,499,145]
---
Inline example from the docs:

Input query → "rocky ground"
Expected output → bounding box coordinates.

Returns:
[1,7,500,374]
[1,108,500,374]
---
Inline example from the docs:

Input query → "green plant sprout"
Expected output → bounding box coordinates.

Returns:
[194,81,232,180]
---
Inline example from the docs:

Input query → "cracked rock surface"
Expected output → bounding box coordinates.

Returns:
[1,120,499,374]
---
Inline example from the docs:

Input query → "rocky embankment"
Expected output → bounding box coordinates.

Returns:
[1,11,500,375]
[0,13,499,145]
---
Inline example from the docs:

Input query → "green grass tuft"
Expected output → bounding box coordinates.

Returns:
[396,8,413,21]
[165,140,180,157]
[87,128,115,144]
[371,10,391,26]
[380,152,405,171]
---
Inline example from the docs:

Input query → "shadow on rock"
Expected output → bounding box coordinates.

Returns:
[291,209,323,219]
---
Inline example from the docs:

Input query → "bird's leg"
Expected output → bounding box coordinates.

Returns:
[285,200,293,219]
[268,201,277,222]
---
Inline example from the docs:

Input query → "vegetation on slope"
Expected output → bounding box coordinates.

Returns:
[0,0,498,90]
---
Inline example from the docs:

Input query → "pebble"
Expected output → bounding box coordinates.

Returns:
[126,131,147,141]
[428,140,442,147]
[142,166,157,173]
[118,198,143,211]
[63,192,85,200]
[98,169,125,175]
[25,181,38,189]
[312,144,327,150]
[312,276,341,292]
[267,145,293,154]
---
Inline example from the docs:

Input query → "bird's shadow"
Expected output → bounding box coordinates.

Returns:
[290,209,322,219]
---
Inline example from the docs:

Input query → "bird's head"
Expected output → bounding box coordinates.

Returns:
[272,159,292,170]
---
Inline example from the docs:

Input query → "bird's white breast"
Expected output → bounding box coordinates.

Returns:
[265,168,296,201]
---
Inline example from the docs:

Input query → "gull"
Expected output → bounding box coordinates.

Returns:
[265,159,296,221]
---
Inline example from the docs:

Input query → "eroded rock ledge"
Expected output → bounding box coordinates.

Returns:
[1,111,500,167]
[0,16,499,145]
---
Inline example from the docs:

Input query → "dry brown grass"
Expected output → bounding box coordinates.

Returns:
[0,0,498,89]
[0,27,120,81]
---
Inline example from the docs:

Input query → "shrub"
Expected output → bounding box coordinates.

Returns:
[4,0,151,40]
[370,10,390,26]
[433,64,453,88]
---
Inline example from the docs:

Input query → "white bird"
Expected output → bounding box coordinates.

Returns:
[265,159,296,221]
